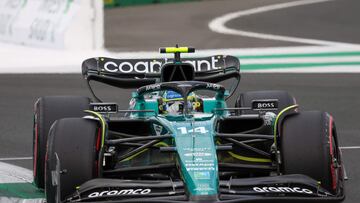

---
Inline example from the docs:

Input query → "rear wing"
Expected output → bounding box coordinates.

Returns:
[82,55,240,89]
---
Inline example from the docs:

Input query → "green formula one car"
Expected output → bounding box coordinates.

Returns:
[32,47,345,203]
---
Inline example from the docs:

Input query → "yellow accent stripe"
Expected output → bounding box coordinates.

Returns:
[273,105,299,144]
[228,151,271,163]
[165,47,189,53]
[120,142,169,162]
[163,98,184,102]
[163,96,195,102]
[85,110,106,147]
[217,141,271,163]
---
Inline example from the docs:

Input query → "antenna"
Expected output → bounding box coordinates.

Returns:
[159,45,195,62]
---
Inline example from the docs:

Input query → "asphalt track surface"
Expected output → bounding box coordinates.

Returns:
[226,0,360,45]
[105,0,360,51]
[1,0,360,202]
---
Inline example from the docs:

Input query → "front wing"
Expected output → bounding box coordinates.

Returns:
[63,174,344,203]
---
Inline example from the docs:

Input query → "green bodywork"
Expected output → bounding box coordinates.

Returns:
[130,90,227,197]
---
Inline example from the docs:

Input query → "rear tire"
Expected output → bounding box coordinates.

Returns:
[281,111,343,194]
[33,96,90,189]
[235,90,296,114]
[45,118,99,203]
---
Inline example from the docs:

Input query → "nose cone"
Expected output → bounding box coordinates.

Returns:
[173,120,219,197]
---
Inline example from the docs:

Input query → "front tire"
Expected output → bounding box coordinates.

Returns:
[281,111,343,194]
[33,96,90,189]
[45,118,99,203]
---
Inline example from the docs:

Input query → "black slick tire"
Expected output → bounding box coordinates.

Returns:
[281,111,343,194]
[45,118,99,203]
[33,96,90,189]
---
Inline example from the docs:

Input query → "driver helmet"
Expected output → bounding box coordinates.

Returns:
[159,90,201,114]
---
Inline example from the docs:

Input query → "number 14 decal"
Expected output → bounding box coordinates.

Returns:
[177,127,209,134]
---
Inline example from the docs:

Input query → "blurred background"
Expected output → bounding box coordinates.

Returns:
[0,0,359,202]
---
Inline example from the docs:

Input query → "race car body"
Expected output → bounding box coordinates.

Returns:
[32,47,345,203]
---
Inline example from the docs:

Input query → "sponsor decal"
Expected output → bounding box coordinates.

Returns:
[194,183,215,194]
[184,57,222,71]
[165,90,182,100]
[145,84,161,91]
[187,167,215,171]
[185,159,213,163]
[102,57,223,74]
[184,152,211,157]
[206,83,221,90]
[194,171,211,179]
[104,60,164,73]
[88,188,151,198]
[252,100,278,110]
[90,103,118,113]
[253,187,313,194]
[177,126,209,134]
[185,163,214,167]
[183,147,211,152]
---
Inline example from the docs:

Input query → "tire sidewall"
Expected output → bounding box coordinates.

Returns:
[280,111,342,194]
[45,118,98,202]
[33,96,90,189]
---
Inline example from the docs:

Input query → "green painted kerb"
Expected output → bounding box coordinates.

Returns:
[241,62,360,70]
[234,51,360,70]
[237,51,360,59]
[0,183,44,199]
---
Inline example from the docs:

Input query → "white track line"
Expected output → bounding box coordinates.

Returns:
[340,146,360,150]
[2,44,360,73]
[209,0,360,47]
[0,157,33,161]
[244,66,360,73]
[195,46,360,56]
[241,56,360,64]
